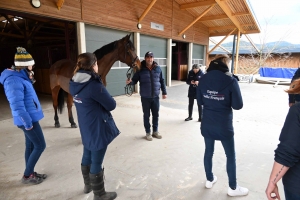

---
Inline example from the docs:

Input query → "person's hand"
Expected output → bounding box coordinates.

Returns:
[265,181,281,200]
[191,80,194,84]
[162,95,167,99]
[289,103,294,107]
[194,81,199,86]
[126,79,132,85]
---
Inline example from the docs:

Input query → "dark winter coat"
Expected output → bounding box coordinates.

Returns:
[186,69,204,98]
[274,103,300,195]
[69,70,120,151]
[0,69,44,129]
[129,60,167,98]
[196,59,243,140]
[289,68,300,103]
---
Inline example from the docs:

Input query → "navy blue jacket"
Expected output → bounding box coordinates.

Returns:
[69,70,120,151]
[289,68,300,103]
[274,103,300,195]
[197,70,243,140]
[186,69,204,98]
[130,60,167,98]
[0,69,44,129]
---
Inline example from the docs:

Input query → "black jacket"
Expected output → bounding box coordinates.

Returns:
[186,69,204,98]
[274,103,300,194]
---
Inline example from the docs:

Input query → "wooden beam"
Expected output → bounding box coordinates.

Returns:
[245,34,260,53]
[180,0,215,9]
[178,4,216,36]
[234,30,241,74]
[3,14,24,36]
[198,14,228,22]
[209,38,231,53]
[215,0,245,33]
[209,29,258,37]
[232,12,250,16]
[208,28,236,54]
[209,25,236,31]
[0,32,66,40]
[138,0,158,23]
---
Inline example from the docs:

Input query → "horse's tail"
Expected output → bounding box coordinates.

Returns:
[57,88,65,114]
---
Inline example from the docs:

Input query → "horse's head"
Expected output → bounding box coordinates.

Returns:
[118,34,141,71]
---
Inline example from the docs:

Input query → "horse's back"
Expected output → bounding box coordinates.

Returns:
[50,59,76,78]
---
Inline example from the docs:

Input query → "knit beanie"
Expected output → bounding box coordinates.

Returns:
[14,47,35,68]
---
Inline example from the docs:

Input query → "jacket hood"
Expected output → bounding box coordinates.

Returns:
[69,70,100,95]
[203,70,235,93]
[0,69,29,85]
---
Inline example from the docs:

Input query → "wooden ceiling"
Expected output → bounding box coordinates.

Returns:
[174,0,260,37]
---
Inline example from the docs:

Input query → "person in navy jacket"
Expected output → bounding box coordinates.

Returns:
[185,64,204,122]
[126,51,167,141]
[0,47,46,185]
[69,53,119,200]
[197,54,249,196]
[266,78,300,200]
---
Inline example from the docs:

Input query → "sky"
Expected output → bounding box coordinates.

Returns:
[212,0,300,44]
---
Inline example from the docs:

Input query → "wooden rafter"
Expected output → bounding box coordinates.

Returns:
[3,14,24,36]
[209,29,258,37]
[209,38,231,53]
[208,28,236,54]
[178,4,216,36]
[209,25,236,31]
[180,0,216,9]
[138,0,157,23]
[215,0,245,33]
[245,34,260,53]
[198,14,228,22]
[232,12,250,16]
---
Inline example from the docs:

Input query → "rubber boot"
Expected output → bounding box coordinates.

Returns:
[81,165,92,193]
[90,169,117,200]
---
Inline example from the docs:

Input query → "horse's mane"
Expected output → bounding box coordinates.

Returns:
[93,41,117,60]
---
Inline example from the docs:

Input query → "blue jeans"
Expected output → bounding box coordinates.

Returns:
[81,146,107,174]
[204,137,236,188]
[18,121,46,176]
[284,187,300,200]
[141,97,160,133]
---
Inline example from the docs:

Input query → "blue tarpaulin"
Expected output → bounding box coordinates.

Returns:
[259,67,298,79]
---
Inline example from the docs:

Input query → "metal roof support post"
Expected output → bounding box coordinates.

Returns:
[167,38,172,87]
[234,30,241,74]
[231,35,236,73]
[134,32,140,93]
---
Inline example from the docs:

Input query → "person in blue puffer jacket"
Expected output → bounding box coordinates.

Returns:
[69,52,119,200]
[197,54,249,197]
[0,47,46,185]
[126,51,167,141]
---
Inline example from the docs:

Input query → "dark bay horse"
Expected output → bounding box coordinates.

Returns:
[49,34,141,128]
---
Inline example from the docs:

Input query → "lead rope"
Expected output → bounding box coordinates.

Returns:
[125,68,134,96]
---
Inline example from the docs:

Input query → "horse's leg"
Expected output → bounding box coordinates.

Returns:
[67,93,77,128]
[51,86,61,128]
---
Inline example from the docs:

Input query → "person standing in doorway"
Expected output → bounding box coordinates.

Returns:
[69,53,119,200]
[126,51,167,141]
[0,47,47,185]
[197,54,248,196]
[185,64,204,122]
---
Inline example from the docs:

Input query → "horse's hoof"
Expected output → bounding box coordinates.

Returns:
[55,123,60,128]
[71,124,77,128]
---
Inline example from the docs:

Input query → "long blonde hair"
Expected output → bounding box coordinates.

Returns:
[213,54,231,66]
[286,78,300,94]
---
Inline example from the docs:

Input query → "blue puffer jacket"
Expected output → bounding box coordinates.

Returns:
[69,70,120,151]
[130,61,167,98]
[186,69,204,98]
[197,67,243,140]
[0,69,44,129]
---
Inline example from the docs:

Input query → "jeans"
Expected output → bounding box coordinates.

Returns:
[284,187,300,200]
[204,137,236,188]
[18,121,46,176]
[141,97,160,133]
[188,97,202,119]
[81,146,107,174]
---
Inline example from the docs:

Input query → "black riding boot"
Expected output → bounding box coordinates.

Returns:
[90,169,117,200]
[81,165,92,193]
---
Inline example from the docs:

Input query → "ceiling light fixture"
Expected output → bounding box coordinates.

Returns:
[31,0,41,8]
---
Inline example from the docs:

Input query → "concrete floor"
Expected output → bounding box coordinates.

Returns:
[0,82,290,200]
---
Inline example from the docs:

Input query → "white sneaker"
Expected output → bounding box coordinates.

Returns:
[227,185,249,196]
[146,134,153,141]
[205,175,217,189]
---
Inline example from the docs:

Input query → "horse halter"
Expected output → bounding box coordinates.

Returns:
[124,42,139,68]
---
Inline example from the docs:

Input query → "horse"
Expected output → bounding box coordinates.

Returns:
[49,34,141,128]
